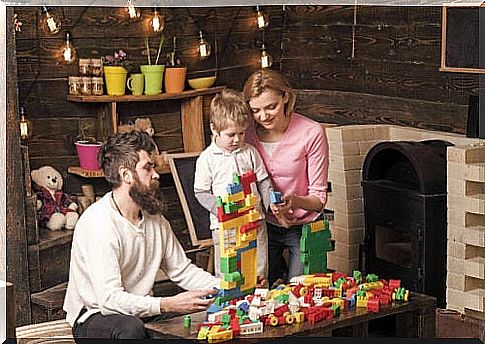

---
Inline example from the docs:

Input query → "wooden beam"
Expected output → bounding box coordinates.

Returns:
[6,6,31,325]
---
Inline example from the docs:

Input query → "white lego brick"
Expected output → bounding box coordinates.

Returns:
[447,271,466,291]
[372,125,391,141]
[326,196,363,214]
[326,125,375,142]
[328,169,362,186]
[333,211,365,229]
[328,141,360,157]
[448,240,467,259]
[447,256,465,274]
[446,287,467,312]
[465,288,485,312]
[331,225,364,244]
[329,241,360,261]
[359,140,385,157]
[465,256,485,279]
[448,145,485,164]
[463,226,485,247]
[329,154,365,171]
[330,183,363,200]
[447,223,464,243]
[327,253,359,275]
[448,194,485,215]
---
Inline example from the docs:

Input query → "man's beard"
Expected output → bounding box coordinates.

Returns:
[129,175,164,215]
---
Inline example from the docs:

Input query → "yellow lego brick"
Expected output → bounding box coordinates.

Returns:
[240,247,257,291]
[294,312,305,323]
[245,193,257,207]
[197,327,209,340]
[220,280,237,290]
[248,209,260,222]
[310,220,325,232]
[209,326,221,335]
[207,329,233,344]
[356,297,368,308]
[241,231,257,242]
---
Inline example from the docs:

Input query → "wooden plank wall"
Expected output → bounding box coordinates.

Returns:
[15,5,476,178]
[281,6,477,133]
[10,4,478,324]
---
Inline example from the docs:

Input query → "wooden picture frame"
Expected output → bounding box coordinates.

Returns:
[440,5,484,74]
[168,152,213,248]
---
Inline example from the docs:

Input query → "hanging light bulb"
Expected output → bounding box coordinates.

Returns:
[19,106,32,143]
[60,32,76,64]
[126,0,140,20]
[260,44,273,68]
[151,7,164,33]
[197,30,212,60]
[256,5,269,30]
[41,5,61,35]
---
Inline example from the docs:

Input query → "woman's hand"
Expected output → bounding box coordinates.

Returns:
[160,289,216,314]
[270,194,297,228]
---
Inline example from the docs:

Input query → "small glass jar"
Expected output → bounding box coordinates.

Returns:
[68,76,82,95]
[80,76,92,95]
[79,58,91,76]
[90,58,103,77]
[91,77,104,95]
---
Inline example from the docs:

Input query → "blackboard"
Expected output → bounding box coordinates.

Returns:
[441,6,483,73]
[168,152,212,247]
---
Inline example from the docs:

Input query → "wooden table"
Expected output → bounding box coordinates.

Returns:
[145,292,436,340]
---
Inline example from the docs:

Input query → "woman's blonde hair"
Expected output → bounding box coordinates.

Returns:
[210,88,250,132]
[243,69,296,117]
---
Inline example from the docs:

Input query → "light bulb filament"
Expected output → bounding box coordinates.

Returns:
[257,12,266,29]
[46,14,58,32]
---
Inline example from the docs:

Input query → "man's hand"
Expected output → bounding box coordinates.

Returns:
[160,289,216,314]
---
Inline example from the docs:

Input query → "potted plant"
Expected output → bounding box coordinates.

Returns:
[164,36,186,94]
[141,33,165,95]
[103,49,128,96]
[74,130,102,170]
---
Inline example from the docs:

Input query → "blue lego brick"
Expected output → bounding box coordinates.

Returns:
[270,191,283,204]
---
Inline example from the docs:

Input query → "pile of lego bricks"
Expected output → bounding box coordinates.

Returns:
[196,271,409,343]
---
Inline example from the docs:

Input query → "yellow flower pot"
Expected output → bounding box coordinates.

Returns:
[104,66,128,96]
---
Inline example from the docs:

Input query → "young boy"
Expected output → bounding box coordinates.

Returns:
[194,88,272,285]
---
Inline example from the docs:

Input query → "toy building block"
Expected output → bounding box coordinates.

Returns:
[207,328,233,344]
[239,322,263,335]
[353,271,362,285]
[183,315,192,328]
[300,218,332,274]
[197,326,210,340]
[270,190,283,204]
[365,273,378,282]
[389,279,401,290]
[367,298,380,313]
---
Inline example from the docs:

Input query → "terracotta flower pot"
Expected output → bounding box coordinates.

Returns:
[164,66,187,94]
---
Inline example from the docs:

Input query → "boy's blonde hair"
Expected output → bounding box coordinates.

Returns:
[210,88,250,132]
[243,68,296,117]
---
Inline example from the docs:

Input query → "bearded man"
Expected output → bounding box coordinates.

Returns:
[63,131,220,340]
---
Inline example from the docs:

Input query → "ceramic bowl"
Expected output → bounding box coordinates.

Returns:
[188,76,216,90]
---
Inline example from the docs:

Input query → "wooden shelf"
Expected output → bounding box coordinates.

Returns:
[68,86,225,103]
[68,164,171,178]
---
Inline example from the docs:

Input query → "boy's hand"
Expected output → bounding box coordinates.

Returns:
[256,276,268,288]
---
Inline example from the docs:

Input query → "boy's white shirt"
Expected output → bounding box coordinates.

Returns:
[194,141,269,229]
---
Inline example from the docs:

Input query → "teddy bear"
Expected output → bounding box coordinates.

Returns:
[31,165,79,231]
[117,117,155,137]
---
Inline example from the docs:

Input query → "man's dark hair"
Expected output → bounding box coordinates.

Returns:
[99,131,157,188]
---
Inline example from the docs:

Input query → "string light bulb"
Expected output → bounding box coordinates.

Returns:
[260,44,273,68]
[151,7,164,33]
[126,0,140,20]
[41,5,61,35]
[256,5,269,30]
[19,106,32,143]
[197,30,212,60]
[60,32,76,64]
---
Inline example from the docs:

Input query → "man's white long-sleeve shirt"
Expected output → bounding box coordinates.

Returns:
[63,192,219,326]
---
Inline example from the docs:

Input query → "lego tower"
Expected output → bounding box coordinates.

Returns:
[216,171,260,302]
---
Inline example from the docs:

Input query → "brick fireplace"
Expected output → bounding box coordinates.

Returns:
[324,124,483,312]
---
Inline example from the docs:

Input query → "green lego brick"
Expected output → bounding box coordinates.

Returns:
[224,271,242,283]
[220,256,237,274]
[216,196,223,207]
[233,173,240,184]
